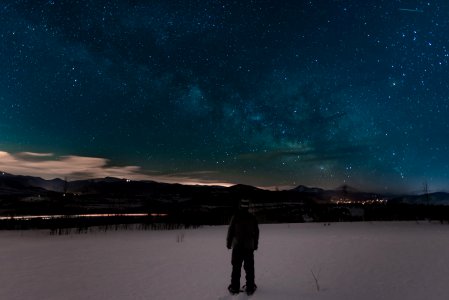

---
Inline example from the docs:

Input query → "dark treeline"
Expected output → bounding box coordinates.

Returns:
[0,215,201,233]
[2,201,449,233]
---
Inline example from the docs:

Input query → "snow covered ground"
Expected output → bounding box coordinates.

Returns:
[1,221,449,300]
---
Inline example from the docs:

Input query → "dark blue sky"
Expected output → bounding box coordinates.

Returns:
[1,0,448,192]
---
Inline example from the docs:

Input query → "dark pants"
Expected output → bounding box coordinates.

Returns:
[231,247,255,289]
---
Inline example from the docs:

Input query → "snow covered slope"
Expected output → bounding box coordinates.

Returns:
[1,222,449,300]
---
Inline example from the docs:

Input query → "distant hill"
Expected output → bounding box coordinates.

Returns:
[2,171,449,217]
[0,172,416,203]
[289,184,385,204]
[0,172,54,195]
[2,172,449,224]
[390,192,449,206]
[290,185,324,193]
[0,172,306,218]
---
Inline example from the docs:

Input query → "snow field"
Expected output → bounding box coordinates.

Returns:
[1,222,449,300]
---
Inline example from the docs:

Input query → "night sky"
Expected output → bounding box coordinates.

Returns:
[1,0,449,192]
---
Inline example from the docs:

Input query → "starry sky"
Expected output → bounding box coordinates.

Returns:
[1,0,449,193]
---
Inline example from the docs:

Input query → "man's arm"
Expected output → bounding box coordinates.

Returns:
[254,218,259,250]
[226,216,235,249]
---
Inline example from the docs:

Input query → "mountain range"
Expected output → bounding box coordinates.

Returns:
[1,171,449,217]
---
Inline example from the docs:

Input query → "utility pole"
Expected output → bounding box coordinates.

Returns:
[63,176,69,195]
[423,181,429,205]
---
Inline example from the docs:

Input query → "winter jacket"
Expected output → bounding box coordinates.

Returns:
[226,209,259,250]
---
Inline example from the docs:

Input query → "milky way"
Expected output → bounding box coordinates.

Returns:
[1,0,449,192]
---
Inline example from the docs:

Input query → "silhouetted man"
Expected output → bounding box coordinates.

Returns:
[227,199,259,295]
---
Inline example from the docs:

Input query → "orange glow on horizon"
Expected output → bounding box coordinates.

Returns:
[0,213,168,220]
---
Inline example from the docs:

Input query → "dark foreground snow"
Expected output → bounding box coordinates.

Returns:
[1,222,449,300]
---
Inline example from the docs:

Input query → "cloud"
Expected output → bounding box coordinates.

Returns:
[0,150,234,186]
[18,152,54,157]
[0,151,146,180]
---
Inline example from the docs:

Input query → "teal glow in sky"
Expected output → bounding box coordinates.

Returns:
[1,0,449,192]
